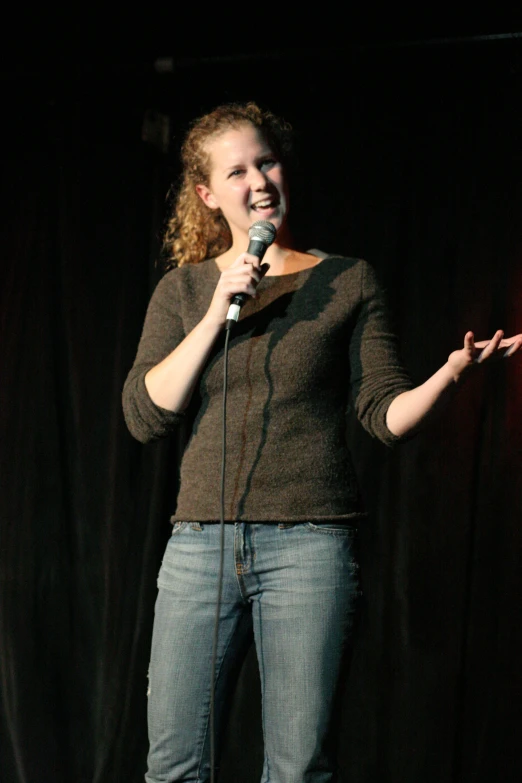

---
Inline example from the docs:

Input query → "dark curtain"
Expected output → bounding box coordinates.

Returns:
[1,39,521,783]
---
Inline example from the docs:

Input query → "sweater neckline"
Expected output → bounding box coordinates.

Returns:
[211,252,331,282]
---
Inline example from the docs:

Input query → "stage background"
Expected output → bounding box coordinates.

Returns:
[1,21,522,783]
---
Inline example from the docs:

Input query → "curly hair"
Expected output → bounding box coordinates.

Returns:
[160,102,293,269]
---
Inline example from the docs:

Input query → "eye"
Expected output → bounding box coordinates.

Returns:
[228,169,245,178]
[261,158,278,169]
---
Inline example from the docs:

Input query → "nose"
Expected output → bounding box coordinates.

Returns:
[248,165,269,189]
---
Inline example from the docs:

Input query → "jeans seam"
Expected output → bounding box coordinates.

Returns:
[197,616,245,782]
[255,602,270,783]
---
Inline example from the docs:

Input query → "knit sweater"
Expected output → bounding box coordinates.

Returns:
[122,254,413,522]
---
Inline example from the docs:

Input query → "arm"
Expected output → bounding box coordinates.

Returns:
[144,315,222,412]
[122,253,265,442]
[144,252,267,412]
[386,329,522,438]
[348,260,415,446]
[122,272,188,443]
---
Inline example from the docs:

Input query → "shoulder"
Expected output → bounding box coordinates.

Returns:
[152,258,216,299]
[309,251,375,283]
[308,254,390,308]
[308,249,370,270]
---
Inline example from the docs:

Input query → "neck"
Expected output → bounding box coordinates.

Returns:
[215,239,322,277]
[218,223,297,270]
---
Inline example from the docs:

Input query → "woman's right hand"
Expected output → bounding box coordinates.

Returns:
[205,253,269,326]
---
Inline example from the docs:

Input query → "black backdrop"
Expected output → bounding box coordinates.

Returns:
[1,36,522,783]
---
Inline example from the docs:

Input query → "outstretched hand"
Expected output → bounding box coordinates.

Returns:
[448,330,522,381]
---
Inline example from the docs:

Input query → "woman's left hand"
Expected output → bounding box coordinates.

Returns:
[448,330,522,381]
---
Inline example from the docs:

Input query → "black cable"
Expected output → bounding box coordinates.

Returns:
[210,325,231,783]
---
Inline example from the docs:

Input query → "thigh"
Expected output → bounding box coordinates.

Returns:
[146,522,252,783]
[251,522,361,783]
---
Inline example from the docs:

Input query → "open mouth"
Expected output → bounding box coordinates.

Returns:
[251,197,279,212]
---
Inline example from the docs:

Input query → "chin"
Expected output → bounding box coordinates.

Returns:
[271,209,288,235]
[253,208,286,231]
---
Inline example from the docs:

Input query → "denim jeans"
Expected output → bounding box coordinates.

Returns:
[145,521,361,783]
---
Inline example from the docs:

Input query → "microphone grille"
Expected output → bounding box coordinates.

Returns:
[248,220,277,245]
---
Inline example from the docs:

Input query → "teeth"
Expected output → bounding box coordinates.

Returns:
[253,200,273,209]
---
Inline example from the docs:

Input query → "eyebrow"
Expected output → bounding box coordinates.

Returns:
[223,152,276,173]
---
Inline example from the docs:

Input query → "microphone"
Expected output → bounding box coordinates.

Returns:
[225,220,277,330]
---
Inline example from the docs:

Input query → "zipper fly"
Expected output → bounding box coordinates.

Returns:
[234,523,256,576]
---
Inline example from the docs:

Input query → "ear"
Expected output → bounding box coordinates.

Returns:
[195,183,219,210]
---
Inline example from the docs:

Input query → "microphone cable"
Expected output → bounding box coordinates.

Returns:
[209,221,276,782]
[210,324,230,783]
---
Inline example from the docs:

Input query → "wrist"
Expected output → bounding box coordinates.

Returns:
[445,360,471,385]
[201,310,226,333]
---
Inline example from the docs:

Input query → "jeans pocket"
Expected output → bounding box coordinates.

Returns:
[306,521,358,537]
[169,521,204,536]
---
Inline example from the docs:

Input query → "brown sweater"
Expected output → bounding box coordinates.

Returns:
[122,254,413,522]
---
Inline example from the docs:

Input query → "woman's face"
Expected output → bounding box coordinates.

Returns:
[195,123,288,242]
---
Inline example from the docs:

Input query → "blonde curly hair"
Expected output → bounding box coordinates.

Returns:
[160,102,293,269]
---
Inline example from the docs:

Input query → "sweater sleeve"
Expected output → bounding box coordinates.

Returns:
[348,260,414,446]
[122,271,186,443]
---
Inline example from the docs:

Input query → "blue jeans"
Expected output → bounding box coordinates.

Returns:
[145,521,361,783]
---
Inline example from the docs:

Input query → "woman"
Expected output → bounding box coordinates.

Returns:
[122,102,521,783]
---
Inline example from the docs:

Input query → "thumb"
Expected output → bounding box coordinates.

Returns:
[464,331,475,354]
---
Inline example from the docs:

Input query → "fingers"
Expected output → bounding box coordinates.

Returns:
[209,252,269,323]
[221,253,266,298]
[470,329,522,363]
[503,335,522,358]
[451,329,520,377]
[473,329,503,363]
[218,260,263,301]
[464,331,475,352]
[224,275,258,298]
[230,252,263,271]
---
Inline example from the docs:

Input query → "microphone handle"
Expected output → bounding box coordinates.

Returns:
[225,238,270,330]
